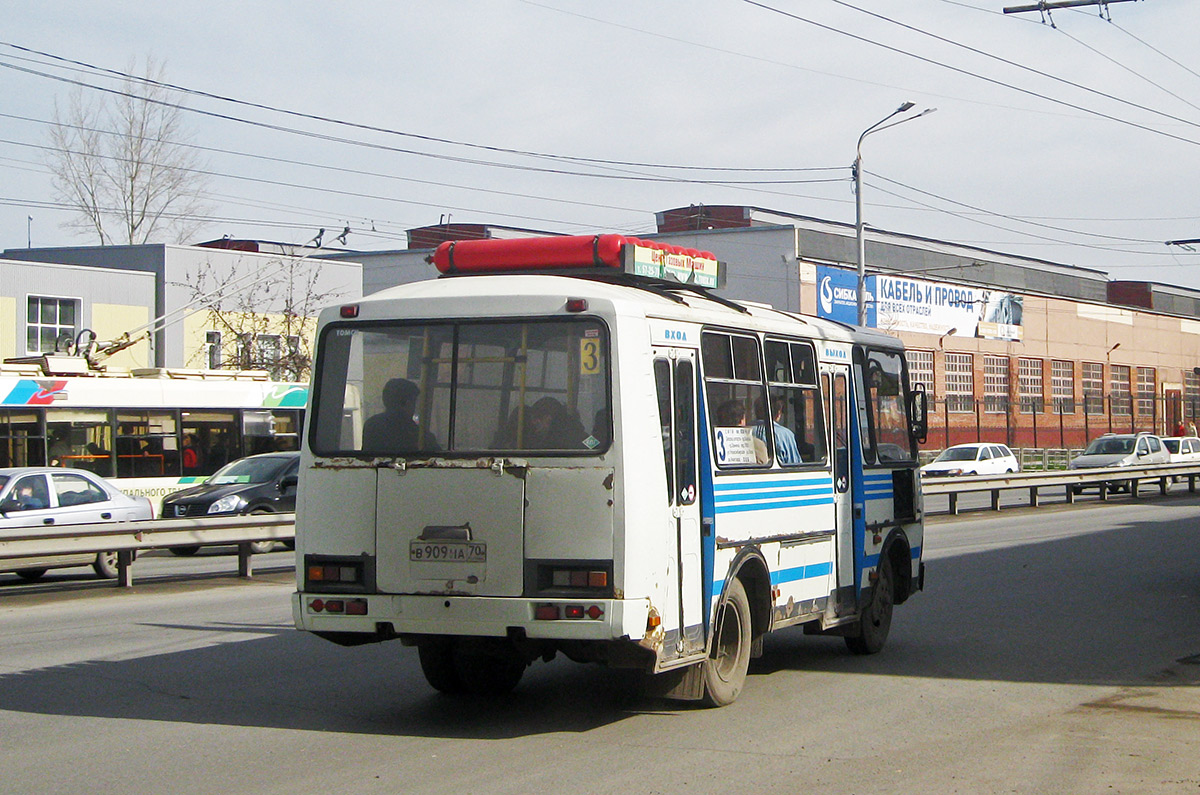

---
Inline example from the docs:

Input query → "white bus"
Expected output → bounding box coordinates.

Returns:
[0,368,306,504]
[294,234,927,706]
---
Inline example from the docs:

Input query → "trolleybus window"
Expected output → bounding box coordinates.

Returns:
[701,331,768,468]
[861,348,917,464]
[312,319,610,456]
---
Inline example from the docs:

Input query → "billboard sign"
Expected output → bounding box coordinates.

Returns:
[816,266,1023,341]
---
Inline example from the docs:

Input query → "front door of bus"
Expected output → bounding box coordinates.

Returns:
[823,365,856,601]
[653,350,704,659]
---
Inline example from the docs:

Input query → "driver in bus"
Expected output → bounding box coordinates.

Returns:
[364,378,440,453]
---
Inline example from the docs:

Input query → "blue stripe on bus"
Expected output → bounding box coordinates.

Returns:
[713,476,836,513]
[771,561,833,585]
[714,495,835,514]
[713,560,834,598]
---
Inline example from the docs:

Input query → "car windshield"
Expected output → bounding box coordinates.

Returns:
[1163,439,1180,453]
[934,447,979,462]
[1084,437,1134,455]
[208,456,292,485]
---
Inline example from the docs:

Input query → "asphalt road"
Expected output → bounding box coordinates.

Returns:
[0,499,1198,794]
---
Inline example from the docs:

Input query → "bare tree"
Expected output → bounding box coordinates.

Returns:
[46,57,210,245]
[177,253,342,381]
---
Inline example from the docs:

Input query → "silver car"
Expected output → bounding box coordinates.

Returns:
[0,467,154,582]
[1067,433,1170,494]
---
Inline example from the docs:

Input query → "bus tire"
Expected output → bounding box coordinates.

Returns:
[846,554,895,655]
[453,639,526,696]
[93,551,120,579]
[16,568,47,582]
[418,638,465,694]
[702,577,752,707]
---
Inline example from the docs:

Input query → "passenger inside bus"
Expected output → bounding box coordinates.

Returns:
[715,399,768,464]
[754,395,801,465]
[363,377,441,453]
[522,397,585,450]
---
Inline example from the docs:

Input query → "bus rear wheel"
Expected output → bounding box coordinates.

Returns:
[702,577,752,707]
[418,637,527,696]
[846,555,894,655]
[417,638,464,694]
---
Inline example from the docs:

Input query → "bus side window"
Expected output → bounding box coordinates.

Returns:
[702,331,768,469]
[763,340,826,466]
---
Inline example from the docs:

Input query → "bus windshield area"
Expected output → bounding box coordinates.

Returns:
[311,319,610,456]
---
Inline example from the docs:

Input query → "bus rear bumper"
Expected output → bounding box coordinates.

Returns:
[293,591,650,643]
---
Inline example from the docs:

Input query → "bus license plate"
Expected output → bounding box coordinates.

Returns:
[409,541,487,563]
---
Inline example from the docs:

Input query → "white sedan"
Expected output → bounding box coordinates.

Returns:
[0,467,154,582]
[920,443,1020,477]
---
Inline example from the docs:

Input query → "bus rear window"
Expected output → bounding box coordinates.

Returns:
[311,319,610,456]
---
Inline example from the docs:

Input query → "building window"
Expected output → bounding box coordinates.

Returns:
[983,355,1008,413]
[1018,358,1044,414]
[1186,369,1200,421]
[1111,365,1131,416]
[1136,366,1156,417]
[235,333,302,380]
[1082,362,1104,415]
[905,349,934,396]
[1051,360,1074,414]
[944,353,974,413]
[26,296,79,354]
[206,331,222,370]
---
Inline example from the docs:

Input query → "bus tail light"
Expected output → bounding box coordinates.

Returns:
[307,598,367,615]
[304,555,372,593]
[533,561,612,597]
[535,603,604,621]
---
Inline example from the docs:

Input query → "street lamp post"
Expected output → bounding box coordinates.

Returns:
[854,102,937,326]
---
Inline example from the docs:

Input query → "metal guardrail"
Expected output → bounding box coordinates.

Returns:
[0,513,294,587]
[921,461,1200,515]
[5,462,1199,588]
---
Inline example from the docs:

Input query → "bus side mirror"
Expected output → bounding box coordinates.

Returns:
[909,385,928,444]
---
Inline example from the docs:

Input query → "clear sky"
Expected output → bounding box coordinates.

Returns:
[4,1,1200,287]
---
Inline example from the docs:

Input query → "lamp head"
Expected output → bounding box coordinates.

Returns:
[897,101,915,113]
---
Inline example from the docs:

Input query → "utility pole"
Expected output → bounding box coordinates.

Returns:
[1003,0,1139,22]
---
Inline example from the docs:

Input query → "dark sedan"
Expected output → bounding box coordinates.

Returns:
[161,452,299,554]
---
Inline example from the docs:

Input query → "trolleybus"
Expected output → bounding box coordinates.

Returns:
[294,234,927,706]
[0,367,307,505]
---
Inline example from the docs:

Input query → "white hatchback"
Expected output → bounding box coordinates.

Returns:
[920,443,1020,477]
[1161,436,1200,464]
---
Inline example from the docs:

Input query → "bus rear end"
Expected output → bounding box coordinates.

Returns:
[293,279,653,694]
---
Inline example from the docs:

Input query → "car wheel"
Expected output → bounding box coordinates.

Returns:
[247,507,275,554]
[170,546,201,557]
[93,551,120,579]
[16,568,47,582]
[702,577,752,707]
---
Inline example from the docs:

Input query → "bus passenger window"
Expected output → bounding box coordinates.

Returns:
[702,332,768,469]
[761,340,826,467]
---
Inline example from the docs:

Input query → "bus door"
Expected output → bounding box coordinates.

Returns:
[653,349,705,659]
[822,364,856,605]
